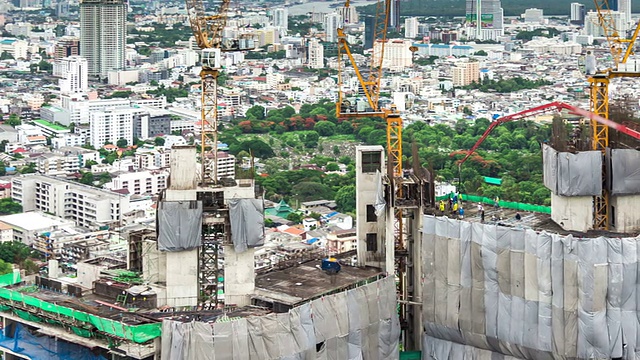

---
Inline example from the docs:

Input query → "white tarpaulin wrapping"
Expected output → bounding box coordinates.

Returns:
[161,276,399,360]
[542,144,602,196]
[422,215,640,359]
[610,149,640,195]
[228,198,265,253]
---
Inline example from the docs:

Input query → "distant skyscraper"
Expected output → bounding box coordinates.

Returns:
[389,0,400,30]
[324,13,341,42]
[609,0,619,11]
[273,8,288,32]
[465,0,504,40]
[364,15,375,50]
[404,17,418,39]
[571,3,586,25]
[80,0,126,78]
[618,0,631,25]
[337,6,358,24]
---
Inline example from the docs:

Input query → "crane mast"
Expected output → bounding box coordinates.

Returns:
[185,0,249,185]
[588,0,640,229]
[337,0,413,347]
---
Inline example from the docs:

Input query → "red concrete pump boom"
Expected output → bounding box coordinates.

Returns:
[454,101,640,165]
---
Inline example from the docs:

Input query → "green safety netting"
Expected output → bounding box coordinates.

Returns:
[436,193,551,214]
[71,326,93,338]
[0,272,161,344]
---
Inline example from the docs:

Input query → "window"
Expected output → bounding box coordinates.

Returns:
[366,233,377,252]
[361,151,381,173]
[366,205,377,222]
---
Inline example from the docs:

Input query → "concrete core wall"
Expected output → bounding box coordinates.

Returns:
[610,194,640,233]
[224,245,255,307]
[551,193,593,232]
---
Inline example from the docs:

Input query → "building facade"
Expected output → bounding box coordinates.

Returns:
[11,175,130,229]
[324,13,341,43]
[307,38,324,69]
[89,108,134,147]
[80,0,126,78]
[452,61,480,86]
[405,17,418,39]
[53,56,88,94]
[465,0,504,40]
[105,170,168,195]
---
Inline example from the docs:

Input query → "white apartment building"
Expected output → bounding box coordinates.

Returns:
[307,38,324,69]
[324,13,341,42]
[105,169,168,195]
[452,61,480,86]
[37,153,80,176]
[51,133,87,148]
[373,39,413,71]
[11,175,130,229]
[273,8,288,31]
[16,124,46,145]
[59,95,132,125]
[54,56,88,94]
[0,39,29,59]
[89,108,134,147]
[215,152,236,180]
[522,8,544,23]
[135,147,171,169]
[0,222,13,243]
[80,0,126,78]
[54,146,100,167]
[585,10,628,37]
[404,17,418,39]
[0,212,75,245]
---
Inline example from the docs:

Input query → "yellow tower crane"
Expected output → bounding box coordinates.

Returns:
[336,0,411,343]
[588,0,640,229]
[185,0,247,184]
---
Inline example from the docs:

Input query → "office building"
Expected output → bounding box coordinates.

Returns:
[405,17,418,39]
[618,0,631,26]
[571,3,586,25]
[80,0,126,78]
[452,60,480,86]
[132,108,171,140]
[324,13,341,42]
[307,38,324,69]
[11,175,130,229]
[273,8,288,31]
[105,170,169,196]
[465,0,504,40]
[53,56,88,94]
[364,15,375,49]
[56,0,69,17]
[54,36,79,59]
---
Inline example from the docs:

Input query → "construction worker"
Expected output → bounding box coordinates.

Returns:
[494,196,500,208]
[452,202,458,214]
[458,207,464,219]
[439,200,445,213]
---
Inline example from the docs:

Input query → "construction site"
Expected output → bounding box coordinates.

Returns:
[0,0,639,359]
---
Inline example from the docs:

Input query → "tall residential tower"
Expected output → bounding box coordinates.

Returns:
[465,0,504,41]
[80,0,126,78]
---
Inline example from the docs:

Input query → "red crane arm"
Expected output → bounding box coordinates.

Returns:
[455,102,640,165]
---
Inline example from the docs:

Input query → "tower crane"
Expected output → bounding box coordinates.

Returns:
[185,0,248,185]
[336,0,414,347]
[586,0,640,229]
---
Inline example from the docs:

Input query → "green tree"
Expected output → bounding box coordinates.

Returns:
[154,137,165,146]
[0,51,14,60]
[84,160,98,169]
[325,162,340,171]
[292,182,333,202]
[5,114,21,127]
[78,172,95,185]
[19,163,36,174]
[335,185,356,213]
[0,198,22,215]
[314,121,336,136]
[116,138,128,148]
[0,241,32,263]
[286,212,303,224]
[246,105,266,120]
[0,259,12,275]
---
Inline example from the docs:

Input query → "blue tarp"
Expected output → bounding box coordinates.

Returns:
[306,237,319,244]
